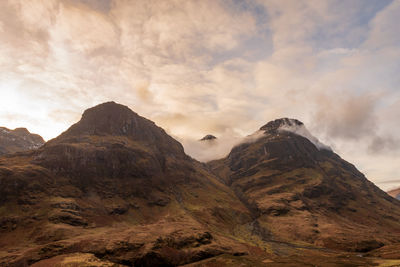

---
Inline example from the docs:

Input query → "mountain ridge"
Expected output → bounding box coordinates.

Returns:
[1,102,400,266]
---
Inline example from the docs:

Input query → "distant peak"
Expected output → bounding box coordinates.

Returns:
[200,135,217,141]
[260,118,303,132]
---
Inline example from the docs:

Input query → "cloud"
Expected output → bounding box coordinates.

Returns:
[181,129,267,162]
[135,81,153,102]
[368,135,400,154]
[278,121,332,151]
[180,132,242,162]
[365,0,400,49]
[0,0,399,190]
[313,92,379,140]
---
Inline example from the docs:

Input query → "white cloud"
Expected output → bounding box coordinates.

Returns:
[278,120,332,151]
[0,0,399,190]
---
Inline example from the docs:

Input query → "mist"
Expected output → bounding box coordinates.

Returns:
[279,123,332,151]
[180,129,268,162]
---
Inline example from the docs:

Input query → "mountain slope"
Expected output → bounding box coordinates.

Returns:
[208,118,400,252]
[0,127,44,156]
[0,102,253,266]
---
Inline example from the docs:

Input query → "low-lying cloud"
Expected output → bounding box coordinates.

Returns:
[279,122,332,151]
[181,129,267,162]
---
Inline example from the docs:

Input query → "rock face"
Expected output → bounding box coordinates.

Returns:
[1,107,400,266]
[0,127,44,156]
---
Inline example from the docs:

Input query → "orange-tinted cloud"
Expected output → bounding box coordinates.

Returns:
[0,0,399,190]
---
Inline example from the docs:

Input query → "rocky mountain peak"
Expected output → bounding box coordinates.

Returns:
[36,102,185,178]
[60,101,146,137]
[257,118,331,151]
[260,118,304,132]
[200,134,217,141]
[55,102,183,153]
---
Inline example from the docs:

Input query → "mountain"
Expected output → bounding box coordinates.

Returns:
[388,187,400,200]
[0,127,44,156]
[208,118,400,252]
[0,102,253,266]
[200,135,217,141]
[1,104,400,266]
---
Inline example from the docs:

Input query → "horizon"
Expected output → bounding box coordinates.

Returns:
[1,0,400,191]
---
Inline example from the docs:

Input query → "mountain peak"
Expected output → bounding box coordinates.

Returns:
[259,118,331,151]
[83,101,129,116]
[260,118,303,132]
[50,101,185,155]
[37,101,185,178]
[80,101,140,135]
[200,134,217,141]
[59,102,152,138]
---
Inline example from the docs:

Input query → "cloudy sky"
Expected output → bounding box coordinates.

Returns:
[0,0,399,190]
